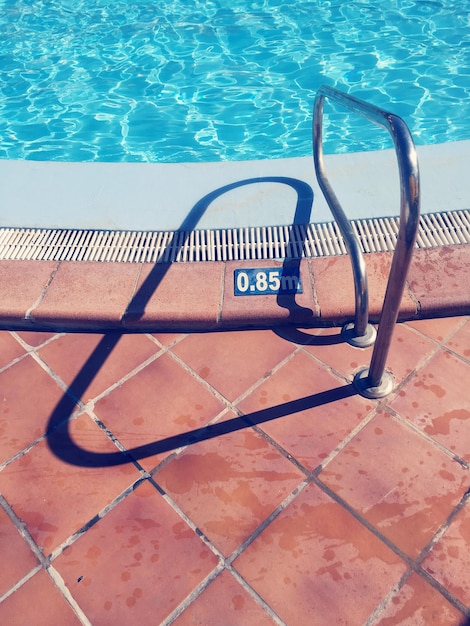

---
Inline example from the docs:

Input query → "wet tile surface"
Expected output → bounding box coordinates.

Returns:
[173,569,276,625]
[93,352,226,472]
[1,315,469,623]
[155,421,304,555]
[54,480,219,624]
[371,572,465,625]
[303,322,436,386]
[311,252,417,321]
[390,349,470,462]
[0,413,140,554]
[422,501,470,607]
[318,409,469,558]
[237,350,374,471]
[234,483,407,625]
[171,328,297,402]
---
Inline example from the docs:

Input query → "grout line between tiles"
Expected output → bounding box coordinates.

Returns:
[145,406,239,475]
[413,574,470,619]
[363,567,415,626]
[10,329,64,351]
[306,258,321,317]
[47,565,92,626]
[26,261,61,321]
[160,564,225,626]
[0,565,43,605]
[310,475,416,567]
[28,349,85,408]
[0,347,30,376]
[49,476,148,562]
[0,494,47,567]
[146,476,227,563]
[311,405,379,475]
[217,261,226,324]
[441,342,470,368]
[83,344,167,407]
[227,344,303,406]
[405,315,469,345]
[386,404,469,469]
[414,487,470,571]
[165,337,303,410]
[120,261,145,326]
[226,479,310,566]
[225,567,287,626]
[164,348,234,407]
[84,408,153,473]
[249,421,313,475]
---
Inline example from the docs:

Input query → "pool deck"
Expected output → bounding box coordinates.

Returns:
[0,244,469,332]
[1,141,470,623]
[0,241,469,625]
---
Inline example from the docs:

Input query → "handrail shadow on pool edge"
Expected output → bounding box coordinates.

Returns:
[44,175,355,468]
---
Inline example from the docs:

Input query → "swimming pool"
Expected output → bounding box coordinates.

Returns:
[1,0,469,163]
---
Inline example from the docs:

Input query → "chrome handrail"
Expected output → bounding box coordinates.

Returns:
[313,85,420,398]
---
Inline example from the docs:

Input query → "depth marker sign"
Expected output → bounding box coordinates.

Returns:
[234,268,302,296]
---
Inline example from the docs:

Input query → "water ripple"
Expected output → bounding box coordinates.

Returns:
[0,0,469,162]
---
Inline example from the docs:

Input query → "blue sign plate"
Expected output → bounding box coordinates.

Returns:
[234,268,302,296]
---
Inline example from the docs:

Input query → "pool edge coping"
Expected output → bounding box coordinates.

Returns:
[0,244,468,333]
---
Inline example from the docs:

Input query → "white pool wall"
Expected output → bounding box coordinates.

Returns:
[1,140,469,231]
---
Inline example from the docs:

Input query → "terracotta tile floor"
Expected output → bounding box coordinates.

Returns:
[1,315,469,625]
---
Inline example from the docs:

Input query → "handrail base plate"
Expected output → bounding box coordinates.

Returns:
[353,367,394,399]
[342,323,377,348]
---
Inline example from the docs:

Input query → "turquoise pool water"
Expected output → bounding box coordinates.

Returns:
[1,0,469,162]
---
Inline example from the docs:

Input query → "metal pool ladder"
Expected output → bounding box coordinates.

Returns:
[313,85,420,399]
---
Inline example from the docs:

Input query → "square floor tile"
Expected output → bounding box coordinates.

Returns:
[390,350,470,462]
[237,351,374,471]
[124,262,223,327]
[155,420,304,556]
[14,330,59,348]
[311,252,416,320]
[171,329,297,402]
[0,332,27,370]
[0,355,79,466]
[234,483,406,625]
[93,352,226,472]
[422,502,470,607]
[371,572,464,625]
[0,507,39,597]
[0,569,82,625]
[53,479,219,624]
[318,410,469,558]
[0,413,140,554]
[406,317,465,344]
[37,332,161,403]
[445,317,470,361]
[31,261,140,325]
[303,322,435,387]
[407,246,470,317]
[0,260,57,323]
[173,569,276,625]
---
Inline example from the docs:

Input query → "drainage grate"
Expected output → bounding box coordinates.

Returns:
[0,210,468,263]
